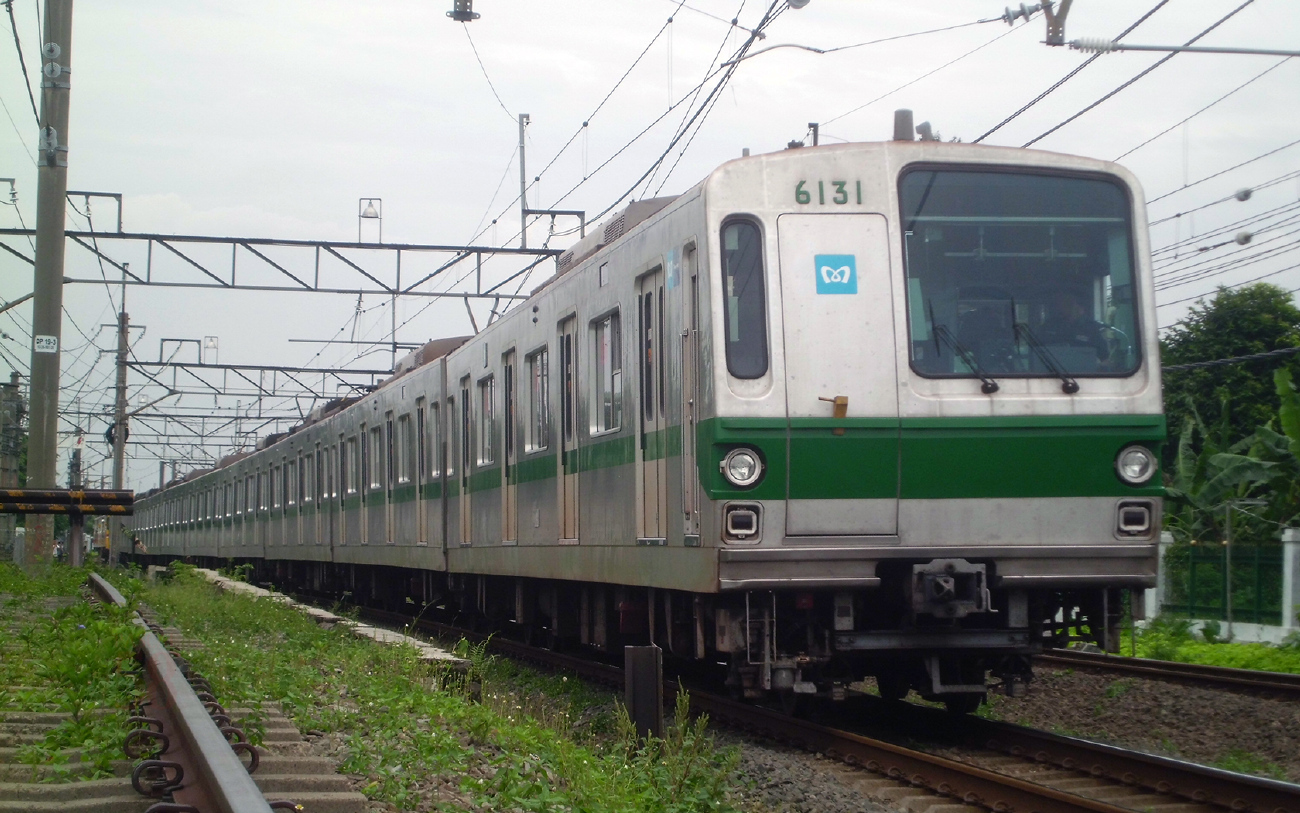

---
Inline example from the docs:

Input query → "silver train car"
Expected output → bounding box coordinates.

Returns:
[133,140,1164,712]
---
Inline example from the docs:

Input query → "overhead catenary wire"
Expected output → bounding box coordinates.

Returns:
[585,0,786,226]
[1149,169,1300,226]
[1152,199,1300,256]
[820,23,1023,129]
[1154,209,1300,271]
[5,0,39,124]
[461,24,515,123]
[1114,56,1293,161]
[1157,259,1300,308]
[1163,344,1300,372]
[1023,0,1256,148]
[466,6,686,246]
[973,0,1171,143]
[1148,138,1300,204]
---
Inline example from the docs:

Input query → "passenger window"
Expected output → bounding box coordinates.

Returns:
[592,313,622,433]
[720,220,769,379]
[398,414,413,483]
[478,376,496,465]
[526,348,550,452]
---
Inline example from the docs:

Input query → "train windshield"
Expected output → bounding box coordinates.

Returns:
[900,169,1139,380]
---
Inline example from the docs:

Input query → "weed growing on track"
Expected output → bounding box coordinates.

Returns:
[0,563,145,779]
[145,566,742,812]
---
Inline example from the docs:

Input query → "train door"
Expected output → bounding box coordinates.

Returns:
[502,351,518,544]
[558,318,579,542]
[680,246,701,539]
[385,412,395,544]
[360,428,370,545]
[323,443,336,551]
[637,267,668,543]
[775,213,900,536]
[416,399,428,545]
[459,378,472,545]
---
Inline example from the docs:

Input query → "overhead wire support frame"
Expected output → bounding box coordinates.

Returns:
[0,228,562,300]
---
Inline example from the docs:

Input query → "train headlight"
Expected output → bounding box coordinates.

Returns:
[1115,445,1156,485]
[721,448,763,488]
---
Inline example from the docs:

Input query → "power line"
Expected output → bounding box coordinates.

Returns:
[973,0,1170,143]
[466,7,684,245]
[4,0,39,124]
[1148,138,1300,204]
[1023,0,1255,148]
[1115,56,1293,161]
[822,24,1021,129]
[461,23,514,122]
[1155,210,1300,272]
[1157,260,1300,308]
[1155,236,1300,291]
[1152,199,1300,257]
[1149,169,1300,226]
[1164,345,1300,372]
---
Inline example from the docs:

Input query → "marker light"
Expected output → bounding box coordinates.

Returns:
[1116,445,1156,485]
[721,448,763,488]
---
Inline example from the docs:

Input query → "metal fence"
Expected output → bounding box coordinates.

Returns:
[1161,542,1285,625]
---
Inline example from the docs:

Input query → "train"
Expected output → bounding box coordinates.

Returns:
[130,132,1164,713]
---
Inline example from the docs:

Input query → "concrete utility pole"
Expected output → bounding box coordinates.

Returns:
[111,309,129,559]
[518,113,529,249]
[24,0,74,570]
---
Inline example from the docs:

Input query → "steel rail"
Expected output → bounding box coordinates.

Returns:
[353,608,1135,813]
[1037,648,1300,699]
[88,573,274,813]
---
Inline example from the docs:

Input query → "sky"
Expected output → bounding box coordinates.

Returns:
[0,0,1298,491]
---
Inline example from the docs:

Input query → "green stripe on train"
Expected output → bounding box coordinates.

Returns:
[696,414,1165,501]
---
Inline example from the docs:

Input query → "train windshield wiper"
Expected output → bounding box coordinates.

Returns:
[1014,322,1079,394]
[931,322,999,394]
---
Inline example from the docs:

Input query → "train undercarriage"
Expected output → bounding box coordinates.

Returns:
[133,553,1137,714]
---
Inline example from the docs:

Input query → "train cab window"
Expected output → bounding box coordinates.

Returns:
[720,219,769,379]
[397,414,413,484]
[526,348,550,452]
[591,313,622,434]
[478,376,496,465]
[900,169,1140,379]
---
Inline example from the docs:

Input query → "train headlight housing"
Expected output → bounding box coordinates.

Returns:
[721,448,763,488]
[1116,445,1156,485]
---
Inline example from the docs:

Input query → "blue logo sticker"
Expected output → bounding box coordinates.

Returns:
[814,254,857,294]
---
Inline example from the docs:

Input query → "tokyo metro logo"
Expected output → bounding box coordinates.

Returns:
[814,254,857,294]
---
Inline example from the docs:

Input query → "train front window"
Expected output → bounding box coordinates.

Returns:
[900,169,1139,379]
[720,220,769,379]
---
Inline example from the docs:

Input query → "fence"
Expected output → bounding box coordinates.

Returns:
[1161,541,1285,626]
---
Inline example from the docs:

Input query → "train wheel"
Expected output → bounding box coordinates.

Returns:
[942,693,985,715]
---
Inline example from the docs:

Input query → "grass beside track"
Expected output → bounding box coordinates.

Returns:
[0,563,145,779]
[142,565,743,812]
[1119,615,1300,674]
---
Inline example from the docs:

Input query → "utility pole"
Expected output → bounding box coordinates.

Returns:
[24,0,74,571]
[111,309,129,559]
[518,113,530,249]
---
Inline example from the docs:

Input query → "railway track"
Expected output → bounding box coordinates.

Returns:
[1036,649,1300,700]
[352,605,1300,813]
[3,573,366,813]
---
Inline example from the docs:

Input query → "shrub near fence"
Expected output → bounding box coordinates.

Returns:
[1162,541,1284,626]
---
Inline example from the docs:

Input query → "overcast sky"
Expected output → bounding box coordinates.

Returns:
[1,0,1298,490]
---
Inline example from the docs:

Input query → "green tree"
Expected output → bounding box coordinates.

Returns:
[1161,284,1300,465]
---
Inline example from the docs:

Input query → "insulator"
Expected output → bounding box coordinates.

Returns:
[1069,38,1118,53]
